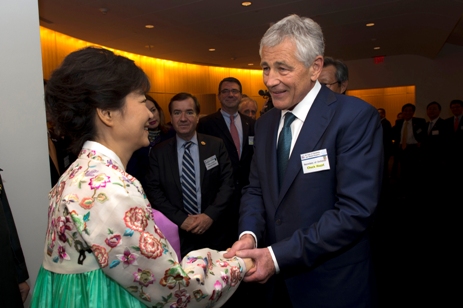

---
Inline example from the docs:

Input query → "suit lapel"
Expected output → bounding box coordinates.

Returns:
[240,113,250,160]
[212,111,234,145]
[168,139,182,193]
[197,134,207,187]
[264,109,283,208]
[278,88,336,203]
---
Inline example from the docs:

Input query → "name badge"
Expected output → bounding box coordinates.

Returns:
[301,149,330,174]
[431,130,439,135]
[204,155,219,170]
[416,128,422,134]
[248,136,254,145]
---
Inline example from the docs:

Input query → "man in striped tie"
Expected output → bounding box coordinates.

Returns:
[145,92,235,258]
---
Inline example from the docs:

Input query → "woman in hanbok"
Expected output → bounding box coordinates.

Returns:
[31,47,252,308]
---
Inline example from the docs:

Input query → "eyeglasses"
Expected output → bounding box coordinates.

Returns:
[220,89,241,95]
[320,81,339,87]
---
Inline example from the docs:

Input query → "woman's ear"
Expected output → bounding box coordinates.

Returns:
[96,108,114,127]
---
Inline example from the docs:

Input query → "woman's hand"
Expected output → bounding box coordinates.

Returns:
[242,257,255,273]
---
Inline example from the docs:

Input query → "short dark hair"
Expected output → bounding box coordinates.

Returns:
[323,56,349,83]
[168,92,200,115]
[377,108,385,113]
[45,46,150,154]
[218,77,242,94]
[450,99,463,108]
[401,103,416,112]
[426,101,441,110]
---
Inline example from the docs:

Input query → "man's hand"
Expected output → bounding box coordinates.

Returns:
[236,247,275,283]
[19,281,30,303]
[189,213,213,234]
[180,215,198,231]
[223,234,255,258]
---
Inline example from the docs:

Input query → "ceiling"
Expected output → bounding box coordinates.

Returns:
[38,0,463,69]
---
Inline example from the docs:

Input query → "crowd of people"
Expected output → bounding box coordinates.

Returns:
[4,13,460,308]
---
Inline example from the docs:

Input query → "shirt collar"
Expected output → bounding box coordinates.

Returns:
[176,133,198,151]
[220,109,238,119]
[281,81,322,122]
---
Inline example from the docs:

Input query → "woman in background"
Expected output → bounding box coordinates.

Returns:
[31,46,251,308]
[126,94,174,188]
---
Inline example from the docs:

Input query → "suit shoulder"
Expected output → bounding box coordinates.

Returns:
[152,137,175,152]
[197,133,224,145]
[198,111,220,123]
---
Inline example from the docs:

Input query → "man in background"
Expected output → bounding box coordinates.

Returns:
[197,77,256,245]
[318,56,349,94]
[145,92,234,257]
[238,94,258,120]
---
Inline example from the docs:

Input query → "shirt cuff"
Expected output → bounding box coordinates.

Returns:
[239,231,257,248]
[268,246,280,274]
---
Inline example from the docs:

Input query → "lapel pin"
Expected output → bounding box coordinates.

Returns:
[201,141,206,145]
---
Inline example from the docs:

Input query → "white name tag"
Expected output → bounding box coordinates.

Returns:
[204,155,219,170]
[248,136,254,145]
[432,130,439,135]
[301,149,330,174]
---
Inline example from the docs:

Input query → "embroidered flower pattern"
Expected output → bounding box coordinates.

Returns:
[139,231,163,259]
[105,234,122,248]
[92,244,109,267]
[124,207,148,232]
[117,247,139,268]
[133,268,155,287]
[89,173,110,190]
[43,145,245,307]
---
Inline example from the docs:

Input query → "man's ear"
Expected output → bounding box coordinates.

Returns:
[310,56,324,81]
[340,80,349,94]
[96,108,114,127]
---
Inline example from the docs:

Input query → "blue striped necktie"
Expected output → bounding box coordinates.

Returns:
[277,112,296,188]
[181,141,198,215]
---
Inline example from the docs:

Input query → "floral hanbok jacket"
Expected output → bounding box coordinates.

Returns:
[41,141,245,307]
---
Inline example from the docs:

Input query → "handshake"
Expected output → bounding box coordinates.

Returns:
[224,234,275,283]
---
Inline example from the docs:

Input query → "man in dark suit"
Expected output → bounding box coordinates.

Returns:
[225,15,383,307]
[378,108,393,181]
[392,103,427,197]
[145,92,234,258]
[445,99,463,203]
[422,102,447,169]
[197,77,255,245]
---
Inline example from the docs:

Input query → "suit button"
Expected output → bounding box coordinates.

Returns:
[275,219,281,225]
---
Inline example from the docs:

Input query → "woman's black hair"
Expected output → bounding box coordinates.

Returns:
[45,47,150,154]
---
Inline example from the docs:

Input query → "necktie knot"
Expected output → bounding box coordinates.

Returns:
[284,112,296,128]
[184,141,193,150]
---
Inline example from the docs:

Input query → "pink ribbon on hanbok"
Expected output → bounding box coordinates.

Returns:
[152,209,181,259]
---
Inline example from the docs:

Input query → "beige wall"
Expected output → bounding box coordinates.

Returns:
[0,1,49,305]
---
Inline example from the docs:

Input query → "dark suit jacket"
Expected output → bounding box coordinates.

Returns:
[197,111,255,242]
[422,118,448,160]
[380,117,393,159]
[144,133,234,256]
[392,117,427,147]
[239,86,383,307]
[445,116,463,168]
[197,111,255,193]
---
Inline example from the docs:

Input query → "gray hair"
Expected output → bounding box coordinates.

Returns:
[259,14,325,67]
